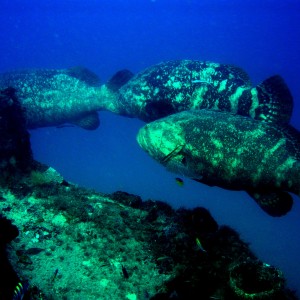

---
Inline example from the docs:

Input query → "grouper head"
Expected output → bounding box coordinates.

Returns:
[137,112,197,177]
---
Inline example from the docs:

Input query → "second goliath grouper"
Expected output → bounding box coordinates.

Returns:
[137,110,300,216]
[0,67,117,130]
[112,60,293,125]
[0,60,293,129]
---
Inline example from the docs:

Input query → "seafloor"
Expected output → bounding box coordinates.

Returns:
[0,166,298,300]
[0,87,298,299]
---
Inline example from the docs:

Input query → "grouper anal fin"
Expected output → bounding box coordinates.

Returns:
[71,112,100,130]
[246,190,293,217]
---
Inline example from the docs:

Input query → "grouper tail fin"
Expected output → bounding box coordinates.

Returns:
[253,75,293,125]
[94,69,134,115]
[106,69,134,92]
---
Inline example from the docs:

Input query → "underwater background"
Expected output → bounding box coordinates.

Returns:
[1,0,300,295]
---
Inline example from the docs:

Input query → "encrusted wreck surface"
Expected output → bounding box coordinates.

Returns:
[0,168,297,299]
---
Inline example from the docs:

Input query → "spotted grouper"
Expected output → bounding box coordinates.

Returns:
[0,67,120,130]
[137,110,300,216]
[110,60,293,125]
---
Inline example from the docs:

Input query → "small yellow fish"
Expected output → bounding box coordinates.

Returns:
[175,177,184,187]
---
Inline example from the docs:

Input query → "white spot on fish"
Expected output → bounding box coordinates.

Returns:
[192,79,212,85]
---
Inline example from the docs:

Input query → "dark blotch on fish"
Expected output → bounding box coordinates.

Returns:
[25,247,45,255]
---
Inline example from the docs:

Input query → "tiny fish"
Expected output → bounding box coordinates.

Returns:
[13,281,29,300]
[121,265,129,279]
[196,237,207,253]
[175,177,184,187]
[51,268,59,282]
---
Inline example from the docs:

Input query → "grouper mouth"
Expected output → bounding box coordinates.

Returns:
[137,122,186,170]
[136,123,164,160]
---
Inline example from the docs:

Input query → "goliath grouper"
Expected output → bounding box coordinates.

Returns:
[0,67,117,130]
[137,110,300,216]
[0,60,293,129]
[110,60,293,125]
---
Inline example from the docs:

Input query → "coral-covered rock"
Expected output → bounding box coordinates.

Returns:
[0,87,32,182]
[229,260,285,299]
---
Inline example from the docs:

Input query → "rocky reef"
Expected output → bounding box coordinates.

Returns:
[0,88,298,299]
[0,87,33,184]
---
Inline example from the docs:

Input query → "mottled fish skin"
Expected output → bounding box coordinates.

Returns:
[0,68,115,129]
[0,60,293,130]
[137,110,300,214]
[115,60,293,125]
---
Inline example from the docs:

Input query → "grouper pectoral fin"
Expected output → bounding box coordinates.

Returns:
[224,64,252,86]
[246,189,293,217]
[71,112,100,130]
[253,75,293,125]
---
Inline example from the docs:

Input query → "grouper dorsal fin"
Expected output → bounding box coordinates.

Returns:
[66,66,100,87]
[71,112,100,130]
[246,190,293,217]
[254,75,293,125]
[224,64,252,86]
[106,69,134,92]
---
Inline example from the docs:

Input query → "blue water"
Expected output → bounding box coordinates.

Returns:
[2,0,300,295]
